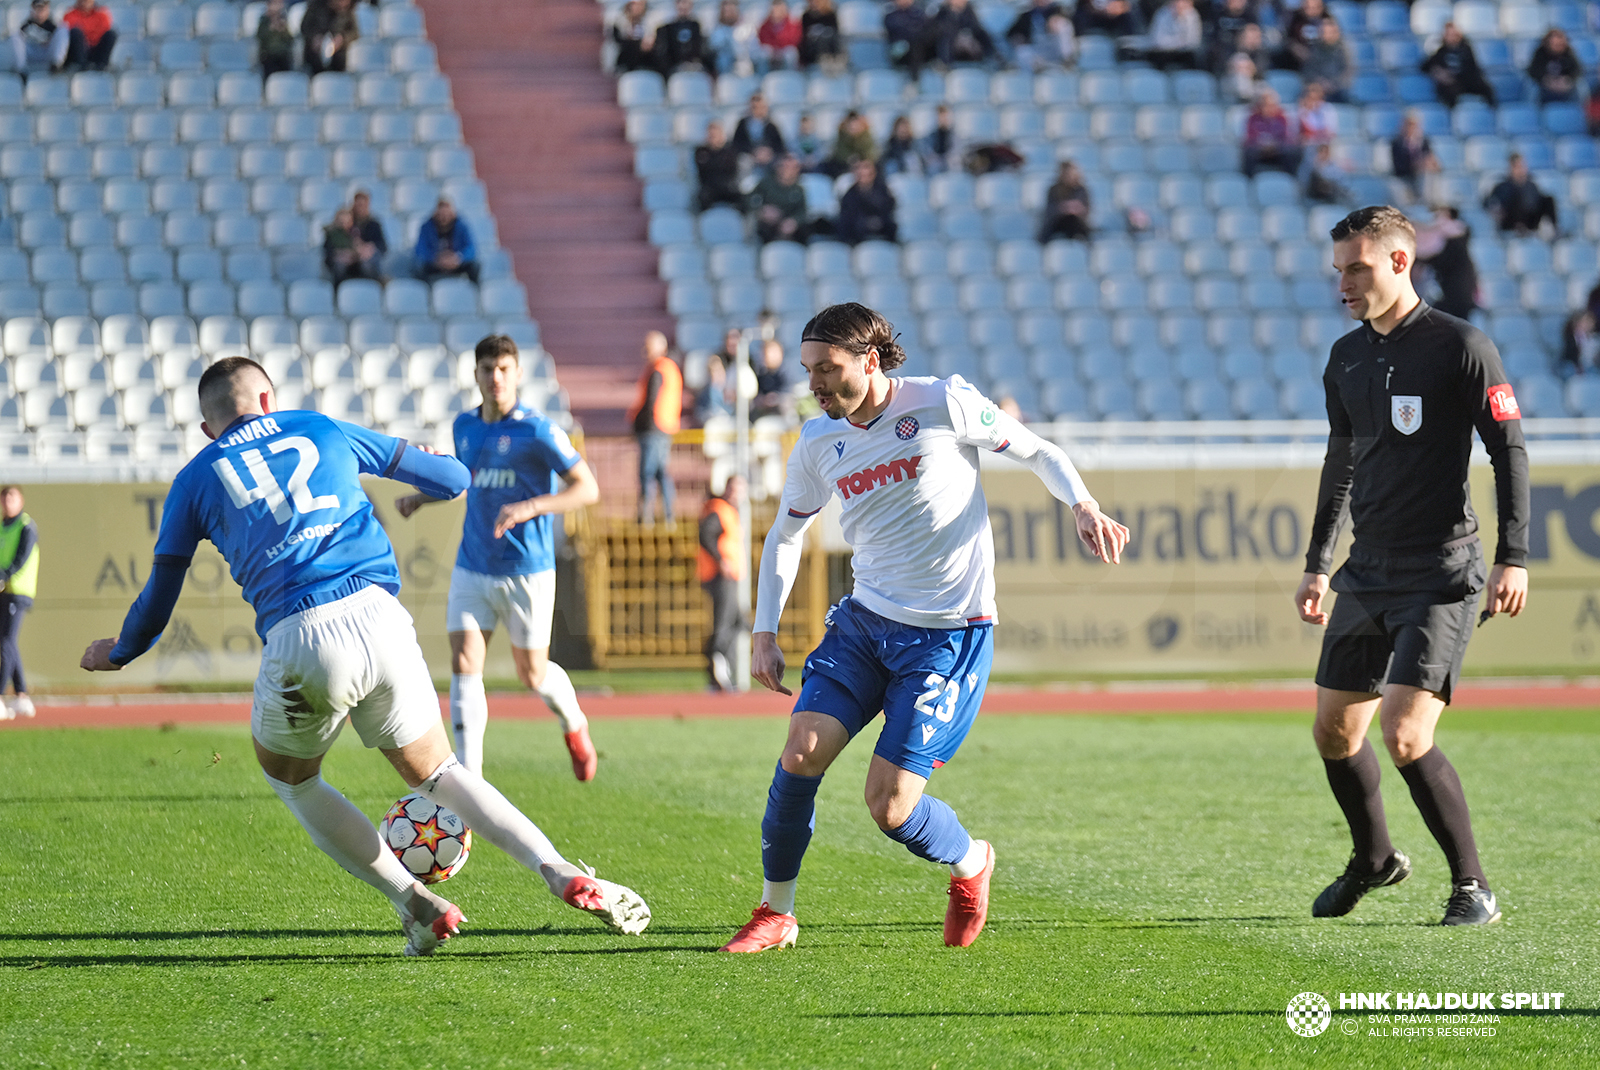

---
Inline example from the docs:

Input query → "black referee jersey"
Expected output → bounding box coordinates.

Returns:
[1305,301,1531,575]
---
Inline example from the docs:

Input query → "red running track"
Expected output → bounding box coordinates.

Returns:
[7,682,1600,729]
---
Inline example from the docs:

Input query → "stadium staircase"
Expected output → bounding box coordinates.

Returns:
[420,0,674,435]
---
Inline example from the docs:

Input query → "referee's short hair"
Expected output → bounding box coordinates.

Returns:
[1330,205,1416,256]
[474,334,519,364]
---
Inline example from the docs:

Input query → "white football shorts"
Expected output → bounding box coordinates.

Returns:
[252,584,441,760]
[445,567,555,650]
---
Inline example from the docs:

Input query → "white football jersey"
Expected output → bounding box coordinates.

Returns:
[779,375,1015,629]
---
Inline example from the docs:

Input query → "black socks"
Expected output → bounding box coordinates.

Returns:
[1323,738,1396,875]
[1398,746,1488,888]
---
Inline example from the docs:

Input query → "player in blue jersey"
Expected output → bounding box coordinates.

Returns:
[80,358,650,955]
[395,334,603,780]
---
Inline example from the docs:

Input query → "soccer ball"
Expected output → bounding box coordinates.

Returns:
[380,793,472,884]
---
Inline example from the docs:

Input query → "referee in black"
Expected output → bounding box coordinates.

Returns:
[1295,206,1529,926]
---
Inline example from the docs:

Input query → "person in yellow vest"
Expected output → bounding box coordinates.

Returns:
[698,475,747,691]
[0,485,38,720]
[626,330,683,524]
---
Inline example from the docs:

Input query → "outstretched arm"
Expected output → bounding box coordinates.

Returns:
[82,556,190,670]
[1004,429,1129,564]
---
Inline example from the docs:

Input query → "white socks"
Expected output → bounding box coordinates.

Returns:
[762,879,797,916]
[264,772,415,907]
[453,663,588,774]
[418,754,566,881]
[534,662,587,734]
[449,672,487,775]
[951,838,989,880]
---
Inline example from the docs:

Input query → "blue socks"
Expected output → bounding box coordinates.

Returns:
[760,764,822,882]
[882,794,973,866]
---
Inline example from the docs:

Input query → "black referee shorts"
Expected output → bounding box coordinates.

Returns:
[1315,540,1487,704]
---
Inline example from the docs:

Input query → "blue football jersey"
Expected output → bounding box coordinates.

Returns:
[452,404,582,576]
[152,410,410,638]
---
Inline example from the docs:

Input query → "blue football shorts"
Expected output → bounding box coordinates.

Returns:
[794,597,994,778]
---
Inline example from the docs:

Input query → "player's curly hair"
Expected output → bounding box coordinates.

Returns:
[801,303,906,371]
[474,334,519,363]
[1330,205,1416,255]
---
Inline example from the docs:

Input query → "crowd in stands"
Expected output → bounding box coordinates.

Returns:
[9,0,116,75]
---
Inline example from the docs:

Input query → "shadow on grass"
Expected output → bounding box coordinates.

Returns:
[0,795,257,806]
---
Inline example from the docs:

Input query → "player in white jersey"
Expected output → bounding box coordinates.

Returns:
[722,303,1129,952]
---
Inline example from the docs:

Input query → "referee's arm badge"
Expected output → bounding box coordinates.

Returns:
[1391,395,1422,435]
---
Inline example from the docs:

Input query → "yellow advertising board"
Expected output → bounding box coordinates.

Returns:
[14,464,1600,687]
[12,478,473,689]
[984,464,1600,675]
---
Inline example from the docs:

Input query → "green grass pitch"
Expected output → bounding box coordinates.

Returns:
[3,708,1598,1068]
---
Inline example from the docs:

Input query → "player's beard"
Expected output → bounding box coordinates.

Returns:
[820,370,866,420]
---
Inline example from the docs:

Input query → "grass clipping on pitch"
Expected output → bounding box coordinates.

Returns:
[2,710,1598,1069]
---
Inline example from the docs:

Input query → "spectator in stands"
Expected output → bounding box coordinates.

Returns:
[1414,206,1477,320]
[731,93,786,172]
[1300,17,1352,102]
[657,0,709,72]
[835,159,898,244]
[1390,111,1438,202]
[1038,160,1091,242]
[1302,144,1350,204]
[1483,153,1558,235]
[1006,0,1075,72]
[919,104,960,173]
[714,328,745,373]
[349,190,388,280]
[694,120,744,211]
[694,352,733,425]
[1296,82,1337,145]
[751,340,796,422]
[1420,21,1496,108]
[628,331,682,525]
[415,198,481,285]
[799,0,844,71]
[885,0,928,74]
[1205,0,1256,75]
[61,0,113,70]
[1223,22,1267,101]
[825,110,878,177]
[793,113,827,171]
[755,0,802,71]
[879,116,923,176]
[1561,311,1598,376]
[1527,28,1582,104]
[707,0,754,76]
[324,208,363,287]
[1587,79,1600,135]
[302,0,358,75]
[1240,87,1302,178]
[256,0,296,83]
[749,154,810,243]
[9,0,68,75]
[1147,0,1202,70]
[925,0,998,67]
[1279,0,1323,71]
[611,0,658,74]
[1074,0,1140,38]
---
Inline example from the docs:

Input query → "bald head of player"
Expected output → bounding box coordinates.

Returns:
[1331,205,1420,334]
[799,303,908,422]
[197,356,276,440]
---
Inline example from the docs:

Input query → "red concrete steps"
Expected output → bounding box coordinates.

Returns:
[418,0,673,434]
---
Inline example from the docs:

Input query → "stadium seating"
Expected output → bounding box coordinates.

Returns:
[616,0,1600,423]
[0,0,557,466]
